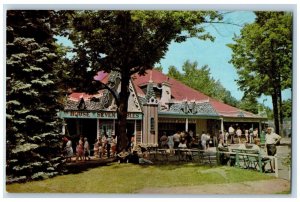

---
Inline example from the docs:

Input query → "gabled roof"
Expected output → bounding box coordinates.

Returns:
[132,69,209,101]
[66,69,264,119]
[133,69,262,119]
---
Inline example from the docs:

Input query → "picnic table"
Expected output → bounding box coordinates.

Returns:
[152,148,215,165]
[216,147,278,177]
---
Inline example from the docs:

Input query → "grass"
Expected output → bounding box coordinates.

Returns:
[6,163,275,193]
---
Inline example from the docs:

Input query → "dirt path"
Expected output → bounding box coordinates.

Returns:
[137,179,290,194]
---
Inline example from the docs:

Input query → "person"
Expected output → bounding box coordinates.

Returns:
[128,150,140,164]
[101,135,107,158]
[173,131,181,149]
[111,135,117,157]
[76,135,84,162]
[200,131,208,150]
[84,137,91,161]
[178,139,192,160]
[253,128,259,141]
[167,134,174,155]
[244,129,249,143]
[249,127,254,143]
[105,134,111,158]
[178,139,187,149]
[63,137,73,162]
[218,130,224,146]
[228,125,235,144]
[160,132,168,148]
[138,146,153,164]
[186,131,193,148]
[117,149,129,163]
[236,127,242,144]
[93,138,100,158]
[130,135,135,152]
[224,130,229,145]
[264,127,281,172]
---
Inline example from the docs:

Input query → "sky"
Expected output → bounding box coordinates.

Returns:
[55,10,292,109]
[157,11,292,109]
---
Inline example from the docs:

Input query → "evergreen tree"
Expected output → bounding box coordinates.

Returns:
[6,10,65,182]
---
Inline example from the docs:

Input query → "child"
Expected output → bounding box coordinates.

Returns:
[93,138,100,158]
[76,141,83,162]
[84,137,91,161]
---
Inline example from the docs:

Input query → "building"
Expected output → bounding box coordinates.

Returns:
[60,69,267,147]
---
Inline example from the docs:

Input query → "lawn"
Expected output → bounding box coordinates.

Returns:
[6,163,275,193]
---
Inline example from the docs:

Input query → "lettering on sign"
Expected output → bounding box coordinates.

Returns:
[70,111,90,117]
[61,111,142,119]
[127,113,140,119]
[97,112,116,118]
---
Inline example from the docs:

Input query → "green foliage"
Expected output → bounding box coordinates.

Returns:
[282,98,292,119]
[228,12,292,133]
[167,60,239,106]
[237,94,259,114]
[59,11,223,150]
[6,10,66,182]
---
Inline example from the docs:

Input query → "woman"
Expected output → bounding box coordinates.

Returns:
[63,137,73,162]
[76,135,84,162]
[167,134,174,155]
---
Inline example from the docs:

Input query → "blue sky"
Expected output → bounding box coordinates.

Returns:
[157,11,291,109]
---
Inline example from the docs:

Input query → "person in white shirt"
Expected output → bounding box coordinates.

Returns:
[228,125,235,144]
[173,131,181,149]
[264,127,281,172]
[200,131,208,150]
[236,127,242,144]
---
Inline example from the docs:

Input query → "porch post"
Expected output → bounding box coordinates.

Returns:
[185,118,189,132]
[62,119,66,135]
[220,118,224,132]
[259,121,262,135]
[134,119,137,145]
[97,118,100,138]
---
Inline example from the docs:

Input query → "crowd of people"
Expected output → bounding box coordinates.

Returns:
[62,124,281,171]
[61,133,141,164]
[61,133,119,163]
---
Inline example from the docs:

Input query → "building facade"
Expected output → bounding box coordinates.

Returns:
[60,70,267,147]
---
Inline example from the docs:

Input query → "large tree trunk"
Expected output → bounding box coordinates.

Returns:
[117,73,130,152]
[271,92,280,134]
[278,86,284,136]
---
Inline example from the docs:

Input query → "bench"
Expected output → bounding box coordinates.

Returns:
[217,148,275,174]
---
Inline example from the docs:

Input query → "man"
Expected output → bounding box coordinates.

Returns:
[173,131,181,149]
[228,125,235,144]
[264,127,281,172]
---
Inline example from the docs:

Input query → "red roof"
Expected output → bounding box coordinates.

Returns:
[133,69,261,118]
[68,69,262,119]
[132,69,209,101]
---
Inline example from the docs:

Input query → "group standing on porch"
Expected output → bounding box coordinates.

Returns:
[61,123,281,170]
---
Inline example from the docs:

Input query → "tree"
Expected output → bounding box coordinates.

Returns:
[167,60,238,106]
[228,12,292,134]
[6,11,66,182]
[282,99,292,119]
[237,94,259,114]
[61,11,222,151]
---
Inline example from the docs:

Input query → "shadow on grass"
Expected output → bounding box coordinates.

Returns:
[64,157,216,174]
[64,158,115,174]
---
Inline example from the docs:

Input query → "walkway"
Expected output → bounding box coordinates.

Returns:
[137,179,290,194]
